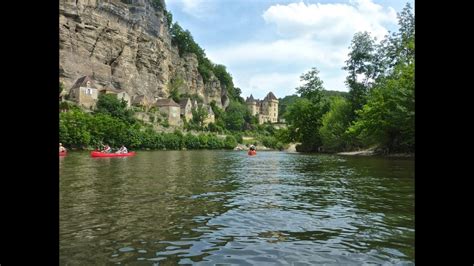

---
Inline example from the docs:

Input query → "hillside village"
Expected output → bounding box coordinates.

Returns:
[60,75,281,130]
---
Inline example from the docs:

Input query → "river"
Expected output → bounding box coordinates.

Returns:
[60,150,414,265]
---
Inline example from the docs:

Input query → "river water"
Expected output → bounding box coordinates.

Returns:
[60,150,414,265]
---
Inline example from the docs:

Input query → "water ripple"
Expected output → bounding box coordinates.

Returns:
[60,150,414,265]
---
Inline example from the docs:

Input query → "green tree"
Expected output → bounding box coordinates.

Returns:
[209,100,223,119]
[285,67,329,151]
[197,58,213,83]
[347,62,414,153]
[170,22,195,54]
[213,64,234,91]
[278,94,299,119]
[373,3,414,79]
[168,76,184,103]
[184,133,200,149]
[343,31,377,120]
[207,134,223,149]
[88,113,128,147]
[222,101,247,131]
[345,3,414,153]
[59,101,72,112]
[198,134,209,148]
[396,3,415,66]
[231,87,243,102]
[223,135,237,149]
[192,105,208,128]
[207,122,222,133]
[285,98,327,152]
[125,124,143,149]
[296,67,325,102]
[319,97,352,151]
[96,94,134,124]
[59,109,92,148]
[163,132,183,150]
[275,128,291,144]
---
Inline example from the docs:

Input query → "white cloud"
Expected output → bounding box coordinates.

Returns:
[262,0,397,42]
[208,38,346,68]
[205,0,398,96]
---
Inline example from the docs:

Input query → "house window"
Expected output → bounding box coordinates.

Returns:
[86,89,92,95]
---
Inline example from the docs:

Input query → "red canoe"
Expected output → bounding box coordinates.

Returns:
[248,150,257,156]
[91,151,136,157]
[59,151,67,156]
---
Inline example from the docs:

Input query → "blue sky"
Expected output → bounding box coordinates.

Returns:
[165,0,414,99]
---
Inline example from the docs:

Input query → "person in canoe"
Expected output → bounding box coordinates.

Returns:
[248,145,257,155]
[116,145,128,154]
[101,144,112,153]
[59,143,67,153]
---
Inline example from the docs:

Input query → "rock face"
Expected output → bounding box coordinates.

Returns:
[60,0,224,107]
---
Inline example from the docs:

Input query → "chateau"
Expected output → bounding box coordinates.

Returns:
[245,92,279,124]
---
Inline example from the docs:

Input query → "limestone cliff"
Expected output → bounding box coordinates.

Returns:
[59,0,224,107]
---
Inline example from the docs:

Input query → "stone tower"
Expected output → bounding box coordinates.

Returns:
[246,94,258,116]
[263,92,278,123]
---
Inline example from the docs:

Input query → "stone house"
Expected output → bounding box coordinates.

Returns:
[203,104,215,125]
[179,98,193,122]
[156,98,181,126]
[131,95,154,111]
[68,76,99,109]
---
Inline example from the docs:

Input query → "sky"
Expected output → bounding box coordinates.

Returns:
[165,0,414,99]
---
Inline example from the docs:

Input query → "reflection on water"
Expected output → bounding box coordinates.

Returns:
[60,151,414,265]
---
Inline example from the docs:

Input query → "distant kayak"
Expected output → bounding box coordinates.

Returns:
[248,150,257,156]
[59,151,67,156]
[91,151,136,157]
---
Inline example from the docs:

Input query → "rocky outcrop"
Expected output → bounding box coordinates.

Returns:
[285,143,299,153]
[60,0,224,107]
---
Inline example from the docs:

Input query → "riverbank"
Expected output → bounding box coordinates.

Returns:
[337,149,375,156]
[234,143,273,151]
[337,149,414,158]
[66,145,413,158]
